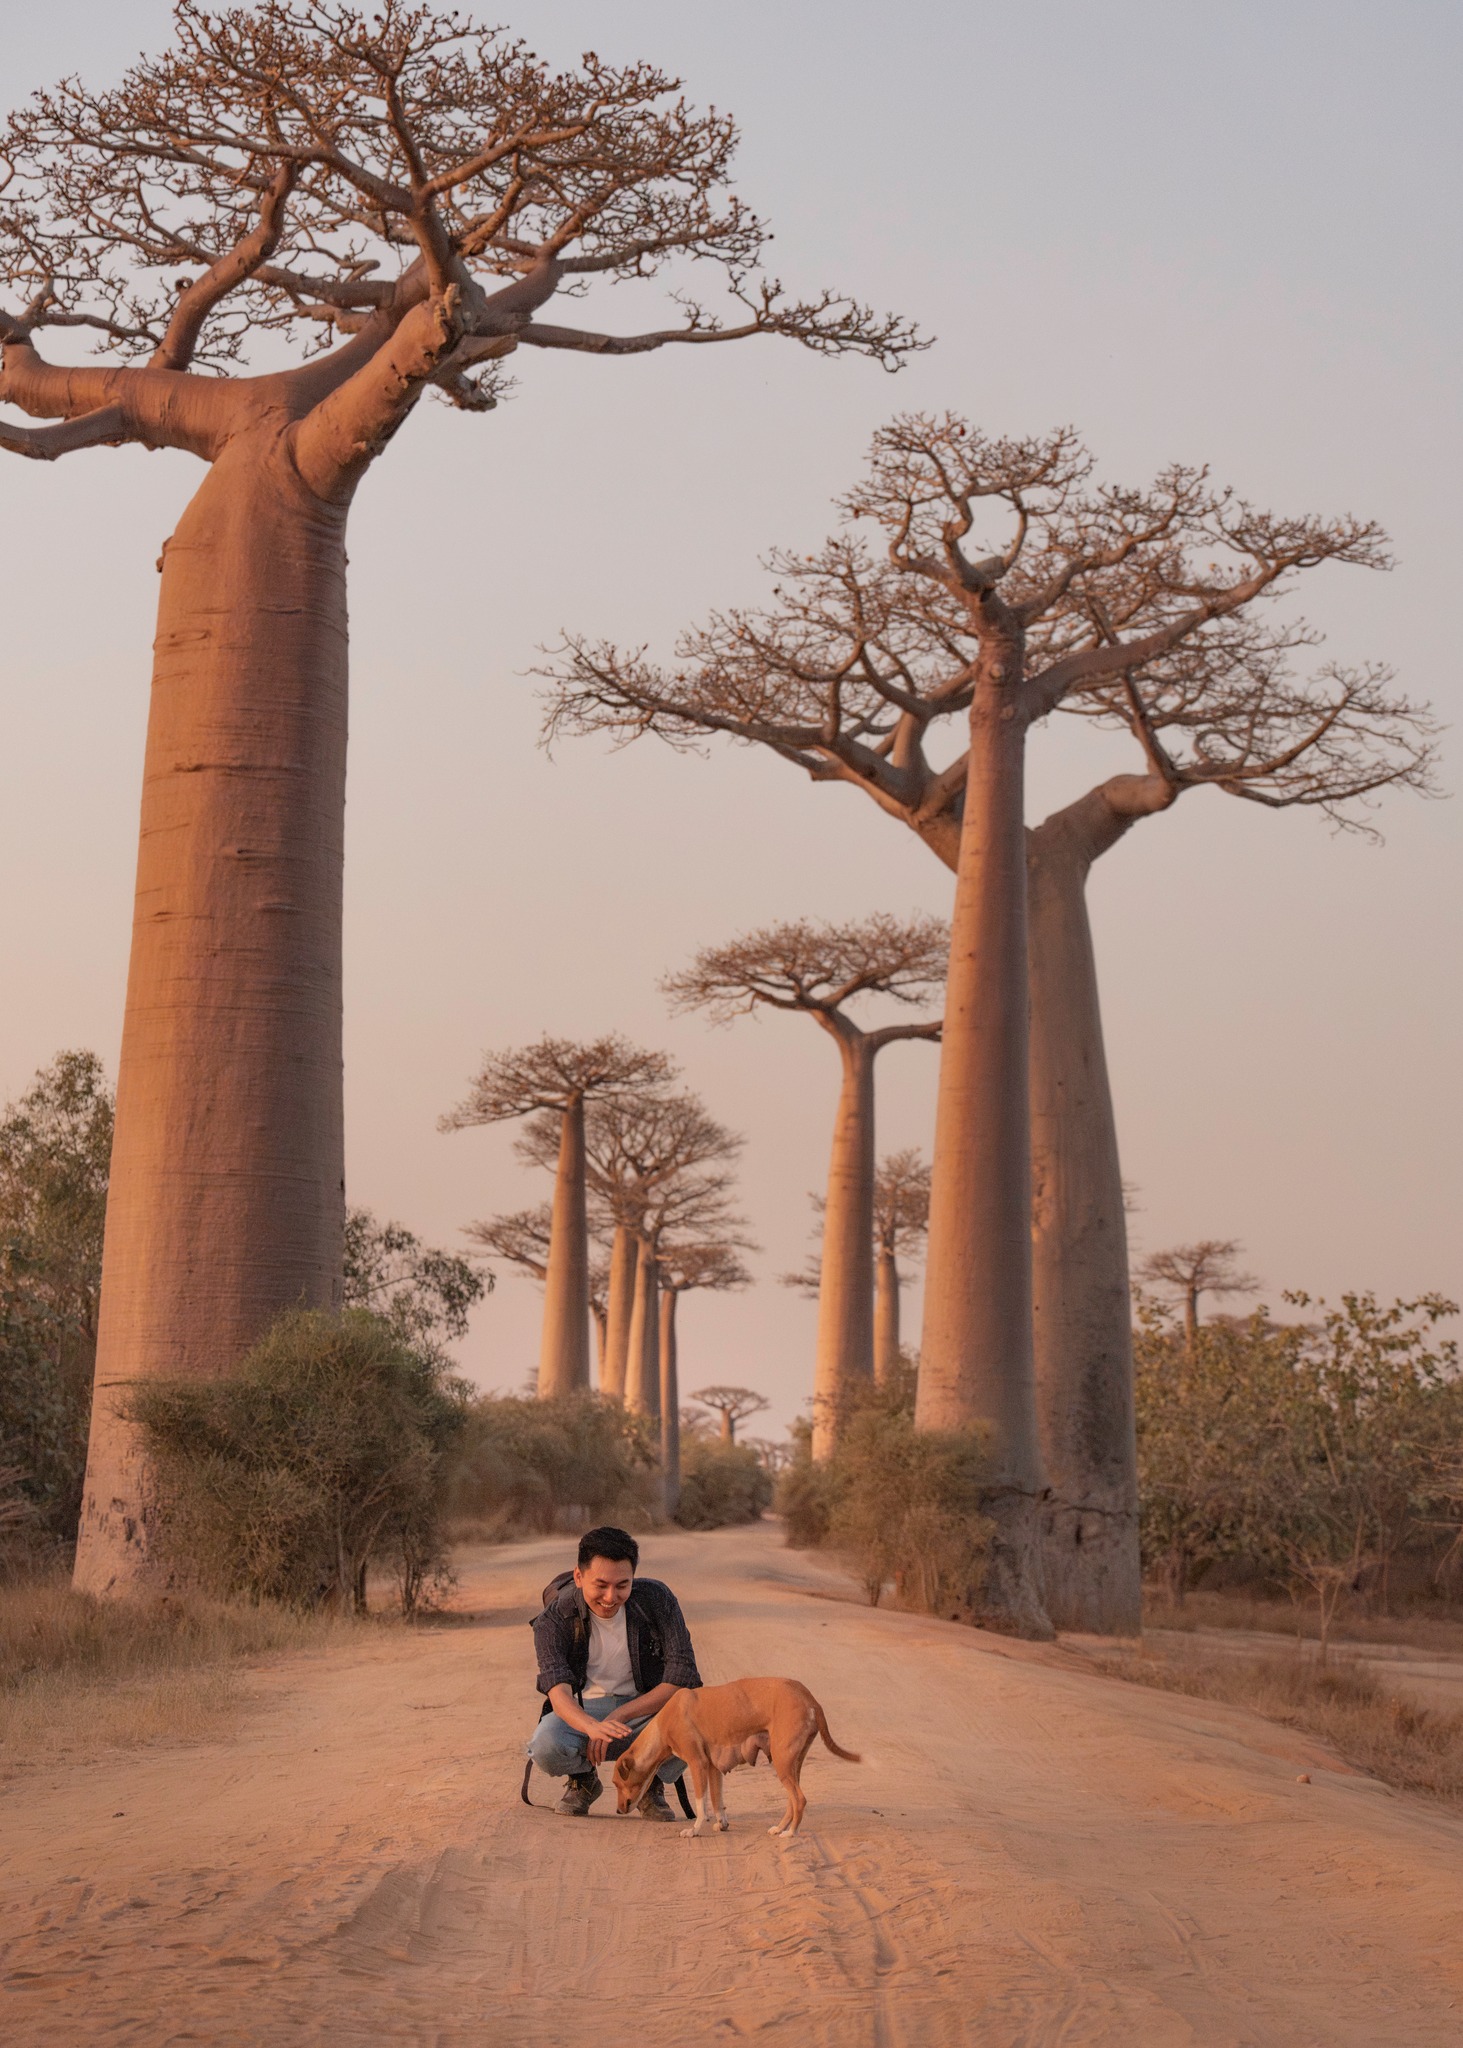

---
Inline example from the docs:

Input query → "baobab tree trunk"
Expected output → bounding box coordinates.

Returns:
[601,1223,637,1398]
[625,1237,660,1419]
[811,1030,876,1458]
[1027,792,1144,1634]
[659,1287,680,1517]
[917,676,1052,1638]
[874,1246,902,1385]
[74,432,350,1596]
[537,1096,591,1399]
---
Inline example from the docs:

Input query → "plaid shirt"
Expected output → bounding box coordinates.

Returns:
[531,1574,702,1699]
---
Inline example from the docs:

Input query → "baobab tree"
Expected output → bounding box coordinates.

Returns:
[690,1385,772,1444]
[781,1146,930,1385]
[666,915,945,1456]
[873,1148,931,1384]
[517,1089,744,1417]
[545,414,1428,1634]
[657,1243,753,1513]
[0,3,914,1594]
[1136,1240,1259,1348]
[463,1201,614,1382]
[441,1037,669,1399]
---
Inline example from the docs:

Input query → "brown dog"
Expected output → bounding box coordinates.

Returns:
[612,1677,860,1838]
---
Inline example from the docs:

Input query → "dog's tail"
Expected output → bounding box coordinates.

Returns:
[813,1699,861,1763]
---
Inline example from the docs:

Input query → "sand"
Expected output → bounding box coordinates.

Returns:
[3,1522,1462,2046]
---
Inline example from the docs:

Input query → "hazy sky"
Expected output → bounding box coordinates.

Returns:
[2,2,1459,1427]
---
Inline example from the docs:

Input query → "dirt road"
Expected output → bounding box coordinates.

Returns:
[4,1524,1462,2045]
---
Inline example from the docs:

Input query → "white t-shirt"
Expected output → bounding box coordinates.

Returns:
[584,1606,635,1698]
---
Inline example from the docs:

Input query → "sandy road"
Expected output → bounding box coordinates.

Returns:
[3,1523,1463,2046]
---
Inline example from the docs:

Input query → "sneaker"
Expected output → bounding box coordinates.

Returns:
[637,1778,680,1823]
[556,1771,603,1818]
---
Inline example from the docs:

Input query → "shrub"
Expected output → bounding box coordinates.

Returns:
[778,1387,992,1615]
[444,1392,660,1536]
[674,1437,773,1529]
[130,1308,466,1614]
[0,1050,113,1558]
[776,1419,836,1548]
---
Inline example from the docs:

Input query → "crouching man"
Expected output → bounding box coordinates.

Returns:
[528,1525,701,1820]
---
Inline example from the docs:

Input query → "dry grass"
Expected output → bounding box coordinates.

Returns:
[1143,1587,1463,1654]
[0,1571,348,1771]
[1091,1638,1463,1805]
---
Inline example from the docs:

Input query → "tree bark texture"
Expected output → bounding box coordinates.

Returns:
[874,1247,902,1385]
[75,432,349,1595]
[1027,793,1142,1634]
[659,1287,680,1517]
[624,1236,660,1419]
[600,1223,637,1399]
[811,1031,876,1459]
[536,1096,591,1399]
[916,678,1052,1638]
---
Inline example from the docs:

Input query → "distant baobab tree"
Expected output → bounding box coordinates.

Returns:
[442,1037,670,1399]
[517,1089,745,1416]
[1,4,916,1595]
[547,413,1430,1636]
[666,915,945,1456]
[466,1200,615,1380]
[873,1149,931,1384]
[1136,1240,1260,1348]
[782,1146,931,1385]
[657,1244,753,1513]
[690,1385,772,1444]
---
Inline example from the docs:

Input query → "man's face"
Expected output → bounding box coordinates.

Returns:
[575,1555,634,1619]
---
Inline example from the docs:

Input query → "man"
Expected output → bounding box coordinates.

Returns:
[528,1525,701,1819]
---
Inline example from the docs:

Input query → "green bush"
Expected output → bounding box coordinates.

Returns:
[778,1384,992,1615]
[0,1050,113,1560]
[130,1308,466,1614]
[444,1392,660,1536]
[674,1436,773,1529]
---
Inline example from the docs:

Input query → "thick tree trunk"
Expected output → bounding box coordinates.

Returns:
[811,1031,876,1459]
[659,1287,680,1518]
[874,1247,902,1385]
[624,1236,660,1418]
[917,678,1051,1637]
[537,1096,591,1399]
[74,431,349,1595]
[1028,797,1142,1634]
[600,1223,637,1399]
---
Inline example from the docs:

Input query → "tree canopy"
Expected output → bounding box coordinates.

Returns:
[0,2,918,470]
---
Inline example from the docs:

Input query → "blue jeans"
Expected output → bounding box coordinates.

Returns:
[527,1693,685,1782]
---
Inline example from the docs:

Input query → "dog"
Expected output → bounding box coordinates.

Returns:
[612,1677,860,1838]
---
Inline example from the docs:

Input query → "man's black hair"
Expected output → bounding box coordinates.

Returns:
[577,1525,639,1571]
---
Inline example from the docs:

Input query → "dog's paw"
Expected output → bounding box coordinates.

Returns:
[681,1825,699,1840]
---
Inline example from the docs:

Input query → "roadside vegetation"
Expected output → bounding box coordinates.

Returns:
[1086,1637,1463,1805]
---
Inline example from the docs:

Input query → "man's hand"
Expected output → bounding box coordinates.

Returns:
[584,1717,634,1765]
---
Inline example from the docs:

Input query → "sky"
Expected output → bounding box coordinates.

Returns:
[2,2,1459,1430]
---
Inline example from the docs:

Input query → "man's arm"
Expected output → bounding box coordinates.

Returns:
[544,1682,679,1765]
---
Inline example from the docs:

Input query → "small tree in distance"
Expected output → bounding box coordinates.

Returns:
[658,1244,753,1513]
[690,1386,772,1445]
[666,914,945,1457]
[873,1149,931,1385]
[1137,1240,1259,1348]
[442,1037,671,1398]
[516,1089,746,1415]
